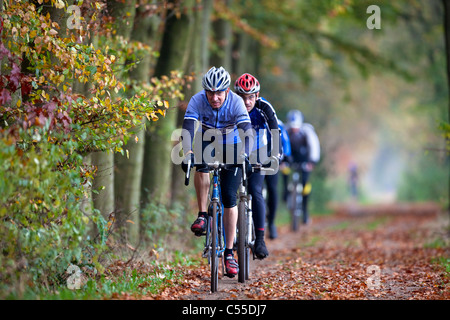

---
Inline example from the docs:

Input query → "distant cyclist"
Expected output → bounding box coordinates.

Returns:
[284,110,320,225]
[180,66,253,277]
[234,73,281,259]
[265,119,291,239]
[348,162,359,199]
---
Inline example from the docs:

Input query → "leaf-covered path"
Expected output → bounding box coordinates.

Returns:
[151,203,449,300]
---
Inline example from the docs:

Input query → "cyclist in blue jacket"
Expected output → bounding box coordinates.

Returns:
[234,73,281,259]
[180,66,253,277]
[265,119,291,239]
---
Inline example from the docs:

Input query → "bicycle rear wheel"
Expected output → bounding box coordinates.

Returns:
[210,201,219,292]
[237,198,247,283]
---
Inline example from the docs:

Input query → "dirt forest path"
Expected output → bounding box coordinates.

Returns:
[153,202,449,300]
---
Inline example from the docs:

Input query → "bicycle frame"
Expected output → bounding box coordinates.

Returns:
[185,161,226,293]
[204,168,225,260]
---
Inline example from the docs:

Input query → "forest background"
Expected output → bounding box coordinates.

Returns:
[0,0,448,297]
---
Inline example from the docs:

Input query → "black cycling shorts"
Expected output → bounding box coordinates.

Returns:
[195,140,242,208]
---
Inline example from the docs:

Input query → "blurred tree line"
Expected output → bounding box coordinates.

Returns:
[0,0,448,296]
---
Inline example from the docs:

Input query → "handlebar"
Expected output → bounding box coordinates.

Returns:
[184,156,279,186]
[184,161,243,186]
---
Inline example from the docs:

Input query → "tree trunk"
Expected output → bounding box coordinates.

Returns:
[232,32,260,76]
[113,4,160,246]
[443,0,450,123]
[210,0,232,70]
[92,0,136,221]
[442,0,450,214]
[170,0,213,208]
[141,0,195,206]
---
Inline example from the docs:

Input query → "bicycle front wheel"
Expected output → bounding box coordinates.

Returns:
[237,198,247,283]
[211,201,219,292]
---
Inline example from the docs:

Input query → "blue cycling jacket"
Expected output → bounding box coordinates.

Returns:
[279,120,291,158]
[248,97,280,155]
[182,90,252,154]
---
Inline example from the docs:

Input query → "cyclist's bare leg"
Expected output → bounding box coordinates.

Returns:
[194,171,210,212]
[223,206,237,250]
[190,171,210,235]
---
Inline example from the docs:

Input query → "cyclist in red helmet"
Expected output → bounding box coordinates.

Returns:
[234,73,282,259]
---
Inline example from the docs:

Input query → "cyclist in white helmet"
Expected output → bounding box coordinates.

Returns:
[181,66,253,278]
[284,110,321,225]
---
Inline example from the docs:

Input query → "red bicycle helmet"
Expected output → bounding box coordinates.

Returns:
[234,73,260,94]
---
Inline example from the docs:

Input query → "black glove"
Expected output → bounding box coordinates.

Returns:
[181,152,195,173]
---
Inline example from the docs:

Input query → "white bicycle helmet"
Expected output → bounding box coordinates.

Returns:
[287,110,304,129]
[202,66,231,91]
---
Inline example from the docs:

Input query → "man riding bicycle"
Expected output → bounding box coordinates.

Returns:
[265,119,291,239]
[180,66,253,277]
[234,73,281,259]
[284,110,320,225]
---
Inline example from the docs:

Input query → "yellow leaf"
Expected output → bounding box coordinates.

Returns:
[134,135,139,143]
[163,100,169,109]
[55,0,65,9]
[105,97,111,112]
[16,99,21,108]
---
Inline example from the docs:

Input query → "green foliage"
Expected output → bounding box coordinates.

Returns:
[140,201,183,249]
[2,259,191,300]
[397,151,449,205]
[0,127,98,296]
[308,160,333,214]
[0,0,187,298]
[439,121,450,153]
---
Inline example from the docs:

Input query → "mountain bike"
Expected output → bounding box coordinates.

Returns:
[237,156,278,283]
[184,160,229,293]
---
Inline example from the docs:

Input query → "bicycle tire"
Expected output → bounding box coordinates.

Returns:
[291,182,300,232]
[211,201,219,292]
[245,216,254,280]
[237,198,247,283]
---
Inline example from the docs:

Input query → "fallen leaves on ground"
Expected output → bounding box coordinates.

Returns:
[114,202,450,300]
